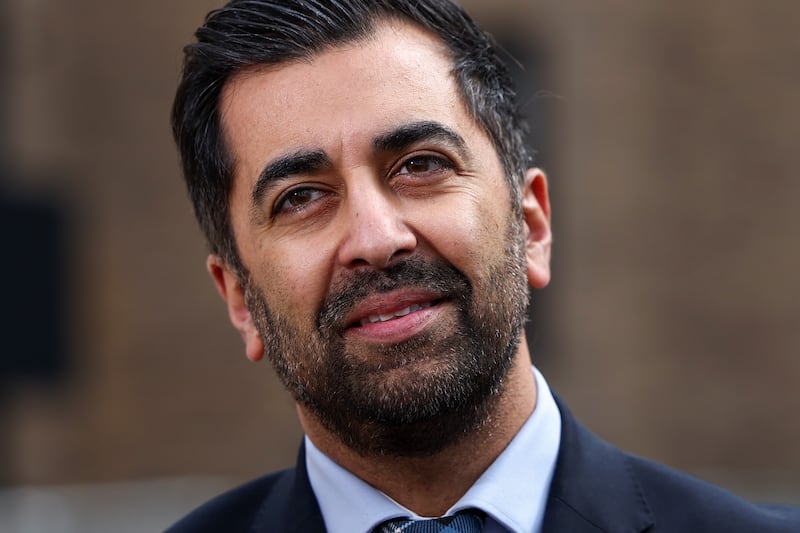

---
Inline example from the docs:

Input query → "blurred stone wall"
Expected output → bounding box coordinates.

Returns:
[3,0,798,499]
[539,1,800,491]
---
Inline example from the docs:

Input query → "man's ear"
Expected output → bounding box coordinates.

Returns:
[206,255,265,362]
[521,168,552,289]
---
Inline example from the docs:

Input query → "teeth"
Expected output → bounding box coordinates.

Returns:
[359,301,434,326]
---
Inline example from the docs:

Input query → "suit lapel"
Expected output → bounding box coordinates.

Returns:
[250,442,327,533]
[245,398,656,533]
[542,397,655,533]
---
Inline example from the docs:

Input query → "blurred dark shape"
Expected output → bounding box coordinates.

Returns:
[0,185,69,384]
[0,1,68,385]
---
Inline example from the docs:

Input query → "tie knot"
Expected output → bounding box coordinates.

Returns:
[375,510,484,533]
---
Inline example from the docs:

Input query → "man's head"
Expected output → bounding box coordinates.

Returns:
[172,0,532,272]
[173,0,552,456]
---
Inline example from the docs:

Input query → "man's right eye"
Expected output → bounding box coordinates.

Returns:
[273,187,326,215]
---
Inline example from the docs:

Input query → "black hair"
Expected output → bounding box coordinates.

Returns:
[172,0,532,272]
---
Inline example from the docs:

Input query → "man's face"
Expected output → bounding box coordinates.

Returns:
[214,21,551,455]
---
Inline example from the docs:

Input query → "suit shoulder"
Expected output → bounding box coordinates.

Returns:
[627,454,800,532]
[165,468,294,533]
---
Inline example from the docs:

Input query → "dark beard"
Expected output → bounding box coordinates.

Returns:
[243,218,529,457]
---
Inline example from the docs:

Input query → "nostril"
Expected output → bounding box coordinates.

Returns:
[348,257,372,268]
[386,247,414,265]
[347,248,408,270]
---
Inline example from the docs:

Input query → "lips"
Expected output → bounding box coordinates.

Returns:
[341,293,444,344]
[342,290,443,333]
[358,301,435,326]
[318,258,469,339]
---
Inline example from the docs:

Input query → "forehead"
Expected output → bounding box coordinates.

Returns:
[218,20,488,174]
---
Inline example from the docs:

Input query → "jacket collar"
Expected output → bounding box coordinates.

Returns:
[542,396,655,533]
[250,442,327,533]
[251,396,656,533]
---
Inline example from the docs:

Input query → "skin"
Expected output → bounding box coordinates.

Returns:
[208,20,553,516]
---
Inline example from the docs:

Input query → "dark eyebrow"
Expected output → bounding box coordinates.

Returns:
[249,122,465,211]
[373,121,469,161]
[250,149,331,207]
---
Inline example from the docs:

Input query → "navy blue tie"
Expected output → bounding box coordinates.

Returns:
[374,511,484,533]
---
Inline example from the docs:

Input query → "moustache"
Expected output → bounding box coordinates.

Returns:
[316,257,472,334]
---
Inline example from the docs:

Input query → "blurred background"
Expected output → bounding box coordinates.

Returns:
[1,0,798,530]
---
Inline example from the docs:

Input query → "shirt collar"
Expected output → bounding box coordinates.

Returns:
[305,366,561,533]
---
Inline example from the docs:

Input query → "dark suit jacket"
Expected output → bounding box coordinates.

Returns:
[167,399,800,532]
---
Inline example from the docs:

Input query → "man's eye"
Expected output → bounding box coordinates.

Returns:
[396,155,452,176]
[274,187,326,214]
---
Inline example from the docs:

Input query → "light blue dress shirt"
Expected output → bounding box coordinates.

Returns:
[305,366,562,533]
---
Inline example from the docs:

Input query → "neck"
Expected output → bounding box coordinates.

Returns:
[298,344,537,517]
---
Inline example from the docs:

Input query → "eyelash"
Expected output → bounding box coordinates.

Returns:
[272,186,328,216]
[393,154,455,177]
[270,154,456,218]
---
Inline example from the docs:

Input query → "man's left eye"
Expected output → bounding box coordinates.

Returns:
[396,155,452,176]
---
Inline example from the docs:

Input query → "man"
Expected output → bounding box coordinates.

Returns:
[168,1,799,531]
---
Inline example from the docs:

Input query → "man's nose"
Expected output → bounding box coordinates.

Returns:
[336,184,417,269]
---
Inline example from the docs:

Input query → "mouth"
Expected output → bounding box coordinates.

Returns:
[341,291,446,343]
[357,301,437,327]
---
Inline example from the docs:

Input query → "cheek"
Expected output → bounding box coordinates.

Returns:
[252,241,333,322]
[416,193,509,277]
